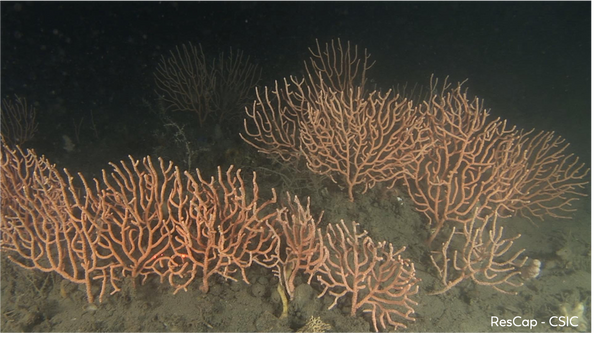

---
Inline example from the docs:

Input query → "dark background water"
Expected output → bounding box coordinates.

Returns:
[1,1,591,164]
